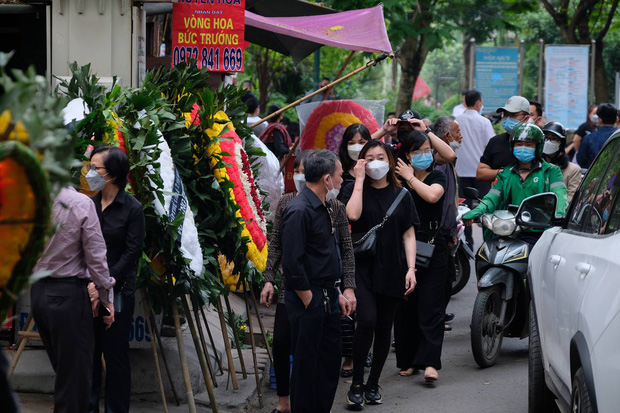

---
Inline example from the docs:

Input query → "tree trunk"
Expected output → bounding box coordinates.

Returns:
[594,40,609,103]
[396,38,431,114]
[462,38,472,90]
[254,47,272,114]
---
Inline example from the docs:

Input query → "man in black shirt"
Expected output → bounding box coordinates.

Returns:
[476,95,531,182]
[282,150,353,413]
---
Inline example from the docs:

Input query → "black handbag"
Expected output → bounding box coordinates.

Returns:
[415,240,436,268]
[352,188,408,257]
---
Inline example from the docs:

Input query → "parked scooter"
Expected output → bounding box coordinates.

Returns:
[450,202,474,296]
[465,188,555,368]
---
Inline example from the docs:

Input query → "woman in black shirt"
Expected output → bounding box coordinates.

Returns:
[340,140,418,407]
[88,146,145,413]
[394,131,448,383]
[338,123,371,184]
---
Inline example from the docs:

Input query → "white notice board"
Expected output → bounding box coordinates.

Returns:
[544,45,590,130]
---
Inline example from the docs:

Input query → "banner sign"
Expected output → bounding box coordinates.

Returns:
[172,0,245,72]
[545,45,590,130]
[474,47,519,113]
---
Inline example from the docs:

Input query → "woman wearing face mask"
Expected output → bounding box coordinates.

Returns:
[566,104,598,159]
[340,140,418,408]
[87,146,145,413]
[260,150,356,413]
[338,123,371,184]
[541,122,582,202]
[392,131,448,382]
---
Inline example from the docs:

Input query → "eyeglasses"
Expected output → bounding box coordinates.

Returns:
[88,164,106,171]
[411,148,434,156]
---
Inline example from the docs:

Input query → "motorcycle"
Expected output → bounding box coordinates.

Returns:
[465,188,533,368]
[450,202,475,296]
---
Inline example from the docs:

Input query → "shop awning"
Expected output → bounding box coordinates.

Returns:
[245,5,392,62]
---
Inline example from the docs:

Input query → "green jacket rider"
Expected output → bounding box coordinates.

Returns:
[463,123,569,223]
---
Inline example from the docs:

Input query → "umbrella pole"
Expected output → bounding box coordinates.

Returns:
[250,53,389,128]
[322,50,355,102]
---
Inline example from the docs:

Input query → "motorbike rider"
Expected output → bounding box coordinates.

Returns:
[463,123,568,245]
[541,122,582,202]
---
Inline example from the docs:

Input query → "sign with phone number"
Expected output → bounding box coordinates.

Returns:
[172,0,246,72]
[173,46,244,72]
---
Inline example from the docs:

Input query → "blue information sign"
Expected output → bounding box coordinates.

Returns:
[474,47,519,113]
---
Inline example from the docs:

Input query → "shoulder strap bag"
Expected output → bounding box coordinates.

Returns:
[352,188,408,257]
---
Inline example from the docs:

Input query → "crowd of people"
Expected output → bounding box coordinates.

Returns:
[258,91,619,413]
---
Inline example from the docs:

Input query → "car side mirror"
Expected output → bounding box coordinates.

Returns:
[464,187,480,200]
[516,192,558,229]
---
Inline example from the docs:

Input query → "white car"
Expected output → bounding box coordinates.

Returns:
[528,130,620,413]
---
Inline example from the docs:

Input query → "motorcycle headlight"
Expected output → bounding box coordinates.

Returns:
[481,214,493,231]
[492,217,516,236]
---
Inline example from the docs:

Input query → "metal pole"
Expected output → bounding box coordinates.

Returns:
[518,39,525,96]
[538,39,544,104]
[468,38,476,90]
[590,39,596,105]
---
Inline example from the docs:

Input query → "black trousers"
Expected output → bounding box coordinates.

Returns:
[273,303,291,397]
[31,278,94,413]
[285,286,341,413]
[90,292,135,413]
[394,242,448,370]
[458,177,491,250]
[352,280,398,385]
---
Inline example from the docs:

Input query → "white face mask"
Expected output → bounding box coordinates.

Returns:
[85,169,108,192]
[527,118,535,125]
[448,138,461,150]
[293,173,306,193]
[325,176,339,202]
[543,140,561,155]
[347,143,365,161]
[365,160,390,180]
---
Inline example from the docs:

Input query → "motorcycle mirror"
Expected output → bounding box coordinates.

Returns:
[464,187,480,200]
[516,192,558,229]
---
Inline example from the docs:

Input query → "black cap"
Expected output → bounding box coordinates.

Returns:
[398,109,420,122]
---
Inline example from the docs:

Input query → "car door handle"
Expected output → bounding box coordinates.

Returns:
[575,262,591,276]
[549,255,564,265]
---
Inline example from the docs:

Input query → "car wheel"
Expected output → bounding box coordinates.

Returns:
[571,367,593,413]
[451,249,470,296]
[471,285,504,368]
[528,305,559,413]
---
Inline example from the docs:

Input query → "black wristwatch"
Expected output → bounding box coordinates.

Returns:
[424,127,432,134]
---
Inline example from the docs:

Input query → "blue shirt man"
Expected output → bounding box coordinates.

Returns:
[577,103,618,168]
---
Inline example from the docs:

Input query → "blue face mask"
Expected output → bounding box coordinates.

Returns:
[501,117,520,133]
[513,146,536,163]
[411,153,434,170]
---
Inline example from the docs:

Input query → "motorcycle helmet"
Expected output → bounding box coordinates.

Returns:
[541,121,566,140]
[510,123,545,159]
